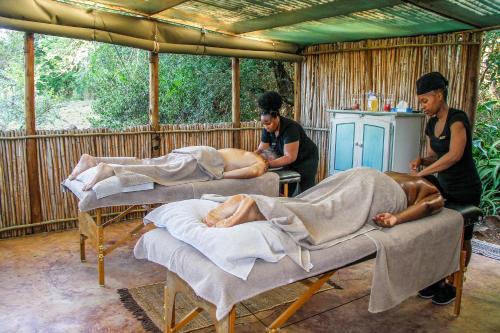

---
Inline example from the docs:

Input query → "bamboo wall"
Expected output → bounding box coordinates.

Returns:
[0,122,262,238]
[300,31,482,181]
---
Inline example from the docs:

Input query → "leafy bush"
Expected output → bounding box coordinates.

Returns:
[473,31,500,216]
[473,101,499,216]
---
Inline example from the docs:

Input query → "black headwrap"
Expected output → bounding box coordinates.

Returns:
[416,72,448,95]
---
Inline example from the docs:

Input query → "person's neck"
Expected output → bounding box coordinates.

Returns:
[274,117,281,135]
[436,104,449,120]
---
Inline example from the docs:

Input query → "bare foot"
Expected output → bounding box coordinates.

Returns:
[82,163,115,191]
[203,195,246,227]
[69,154,97,180]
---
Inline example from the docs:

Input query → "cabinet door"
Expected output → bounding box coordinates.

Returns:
[359,118,391,172]
[329,116,357,175]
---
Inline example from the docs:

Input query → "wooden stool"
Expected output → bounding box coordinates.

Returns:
[269,168,301,197]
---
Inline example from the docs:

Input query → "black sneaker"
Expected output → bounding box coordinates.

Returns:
[418,280,443,299]
[432,284,456,305]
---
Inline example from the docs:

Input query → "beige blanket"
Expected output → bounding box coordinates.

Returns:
[366,208,462,312]
[248,168,407,270]
[96,146,224,187]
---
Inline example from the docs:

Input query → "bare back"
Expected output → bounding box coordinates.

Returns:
[384,171,444,224]
[385,172,440,205]
[217,148,267,179]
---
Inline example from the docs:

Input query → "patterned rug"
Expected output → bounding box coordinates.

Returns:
[118,278,341,332]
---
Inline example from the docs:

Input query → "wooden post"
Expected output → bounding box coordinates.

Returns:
[294,62,302,122]
[24,32,43,227]
[463,36,482,128]
[149,51,160,157]
[231,57,241,149]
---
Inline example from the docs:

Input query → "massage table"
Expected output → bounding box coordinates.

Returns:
[134,205,482,333]
[62,172,279,286]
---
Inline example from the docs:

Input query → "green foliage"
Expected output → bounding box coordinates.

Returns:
[474,31,500,216]
[82,44,149,128]
[0,30,92,129]
[473,100,499,216]
[0,30,24,130]
[0,29,291,130]
[157,55,282,124]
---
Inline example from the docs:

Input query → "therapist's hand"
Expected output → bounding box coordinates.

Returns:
[409,157,421,172]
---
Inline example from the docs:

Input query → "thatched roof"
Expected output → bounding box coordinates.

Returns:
[1,0,499,60]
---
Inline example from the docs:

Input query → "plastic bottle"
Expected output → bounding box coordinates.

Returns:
[367,92,378,112]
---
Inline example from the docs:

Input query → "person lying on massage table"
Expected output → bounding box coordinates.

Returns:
[69,147,268,191]
[203,171,444,228]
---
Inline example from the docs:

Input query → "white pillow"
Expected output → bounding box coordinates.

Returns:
[144,199,285,280]
[75,166,154,199]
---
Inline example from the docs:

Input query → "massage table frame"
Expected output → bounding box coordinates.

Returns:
[79,204,155,286]
[162,233,468,333]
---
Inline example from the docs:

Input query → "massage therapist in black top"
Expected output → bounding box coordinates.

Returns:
[409,72,482,305]
[255,91,319,194]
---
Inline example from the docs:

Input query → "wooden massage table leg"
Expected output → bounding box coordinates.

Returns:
[79,233,87,262]
[453,230,466,316]
[163,270,235,333]
[96,209,105,287]
[267,271,335,332]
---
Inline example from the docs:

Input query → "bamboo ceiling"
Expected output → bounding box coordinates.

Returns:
[0,0,499,60]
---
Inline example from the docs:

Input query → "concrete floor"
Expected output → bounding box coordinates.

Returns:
[1,220,499,333]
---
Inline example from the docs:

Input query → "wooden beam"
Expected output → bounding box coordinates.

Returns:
[24,32,43,227]
[294,62,302,122]
[147,0,191,15]
[149,51,160,157]
[403,1,485,29]
[463,36,482,128]
[231,57,241,149]
[229,0,401,34]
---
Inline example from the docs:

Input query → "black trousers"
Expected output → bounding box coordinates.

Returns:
[288,157,319,196]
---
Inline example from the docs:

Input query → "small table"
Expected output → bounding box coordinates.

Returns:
[269,168,301,197]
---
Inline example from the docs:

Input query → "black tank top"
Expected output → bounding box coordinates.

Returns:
[425,108,482,205]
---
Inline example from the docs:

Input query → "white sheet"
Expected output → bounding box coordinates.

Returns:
[75,166,154,199]
[143,199,285,280]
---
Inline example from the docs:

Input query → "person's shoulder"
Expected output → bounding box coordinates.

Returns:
[448,108,470,126]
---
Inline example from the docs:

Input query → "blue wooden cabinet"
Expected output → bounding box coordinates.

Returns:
[327,110,424,175]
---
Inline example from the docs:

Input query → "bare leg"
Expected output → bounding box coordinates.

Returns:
[82,163,115,191]
[69,154,98,180]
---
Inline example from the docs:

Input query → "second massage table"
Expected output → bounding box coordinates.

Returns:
[62,172,279,286]
[134,207,470,333]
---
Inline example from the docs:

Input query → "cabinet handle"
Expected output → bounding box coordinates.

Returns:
[355,142,364,148]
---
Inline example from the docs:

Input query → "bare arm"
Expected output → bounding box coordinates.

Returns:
[268,141,299,168]
[223,161,267,179]
[417,122,466,177]
[395,193,444,224]
[255,141,270,154]
[409,138,437,171]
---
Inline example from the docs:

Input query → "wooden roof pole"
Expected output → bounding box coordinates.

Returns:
[232,57,241,149]
[24,32,43,227]
[463,35,482,128]
[149,51,160,157]
[294,62,302,122]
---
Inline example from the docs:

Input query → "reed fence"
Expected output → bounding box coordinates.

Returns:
[0,31,482,238]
